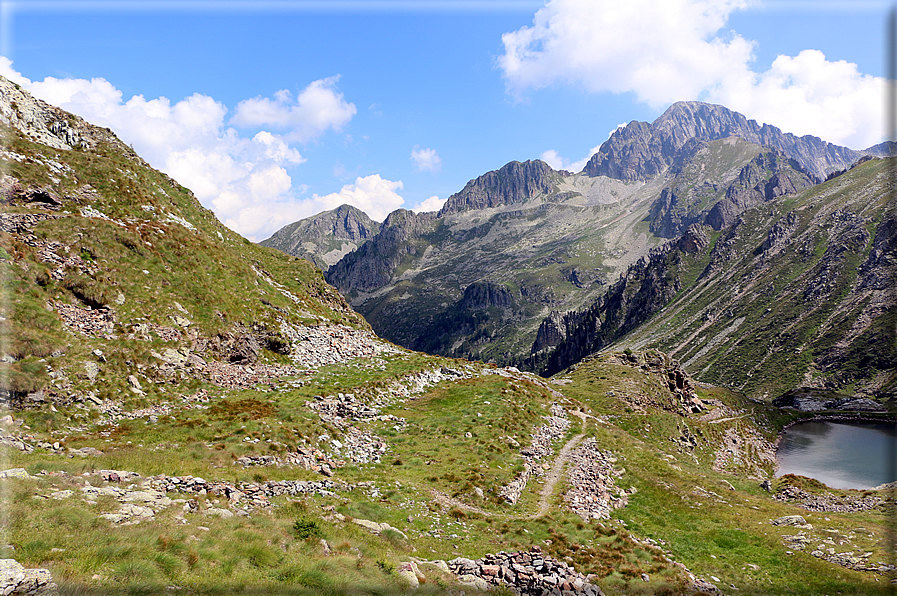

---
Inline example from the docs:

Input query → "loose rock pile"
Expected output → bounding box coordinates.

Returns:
[446,547,605,595]
[146,474,351,509]
[279,323,399,369]
[236,444,342,476]
[562,438,628,520]
[774,485,882,513]
[780,530,883,573]
[53,302,114,337]
[203,361,306,389]
[0,559,58,596]
[0,211,64,234]
[500,405,570,505]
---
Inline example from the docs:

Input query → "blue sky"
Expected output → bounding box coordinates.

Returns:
[0,0,889,241]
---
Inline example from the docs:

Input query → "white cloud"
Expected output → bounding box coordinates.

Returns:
[499,0,884,149]
[708,49,882,150]
[411,195,446,213]
[231,76,357,142]
[540,143,601,173]
[411,146,443,172]
[309,175,405,222]
[0,57,373,241]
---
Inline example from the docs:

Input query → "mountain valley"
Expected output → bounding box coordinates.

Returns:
[1,75,896,596]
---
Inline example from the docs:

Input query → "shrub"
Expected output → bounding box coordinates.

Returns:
[293,519,322,540]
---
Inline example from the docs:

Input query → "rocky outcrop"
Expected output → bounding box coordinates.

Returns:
[259,204,380,270]
[705,150,815,231]
[583,101,861,182]
[438,160,557,216]
[0,75,147,165]
[0,560,58,596]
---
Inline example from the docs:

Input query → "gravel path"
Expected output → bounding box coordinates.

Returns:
[529,411,588,519]
[530,432,586,519]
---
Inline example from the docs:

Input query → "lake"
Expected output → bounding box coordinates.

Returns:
[776,420,897,490]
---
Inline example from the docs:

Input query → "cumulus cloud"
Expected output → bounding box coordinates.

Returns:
[411,195,446,213]
[0,57,377,241]
[231,76,357,142]
[309,175,405,222]
[411,146,443,172]
[499,0,883,149]
[539,144,601,173]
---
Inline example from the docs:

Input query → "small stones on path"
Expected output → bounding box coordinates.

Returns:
[563,438,628,520]
[500,404,570,505]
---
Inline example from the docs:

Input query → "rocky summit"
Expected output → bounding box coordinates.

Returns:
[260,204,380,271]
[3,76,897,596]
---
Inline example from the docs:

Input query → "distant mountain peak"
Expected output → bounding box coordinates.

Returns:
[583,101,863,182]
[437,159,558,217]
[259,204,379,270]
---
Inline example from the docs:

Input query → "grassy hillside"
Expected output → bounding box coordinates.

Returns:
[615,157,897,401]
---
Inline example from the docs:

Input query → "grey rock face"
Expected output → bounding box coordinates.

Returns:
[438,160,556,216]
[326,209,436,293]
[259,204,380,270]
[584,101,863,182]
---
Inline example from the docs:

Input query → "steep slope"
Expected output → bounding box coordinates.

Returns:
[648,137,816,237]
[259,203,380,271]
[538,156,896,402]
[0,74,370,407]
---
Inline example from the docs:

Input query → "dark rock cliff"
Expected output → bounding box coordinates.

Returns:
[325,209,436,294]
[438,160,557,216]
[534,225,710,374]
[584,101,862,182]
[459,282,515,310]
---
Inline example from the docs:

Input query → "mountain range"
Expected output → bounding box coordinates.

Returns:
[264,101,894,402]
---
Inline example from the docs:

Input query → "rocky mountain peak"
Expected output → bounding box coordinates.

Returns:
[438,160,557,217]
[583,100,864,182]
[259,204,379,270]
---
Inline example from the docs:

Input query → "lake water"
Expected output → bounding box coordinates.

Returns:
[776,420,897,490]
